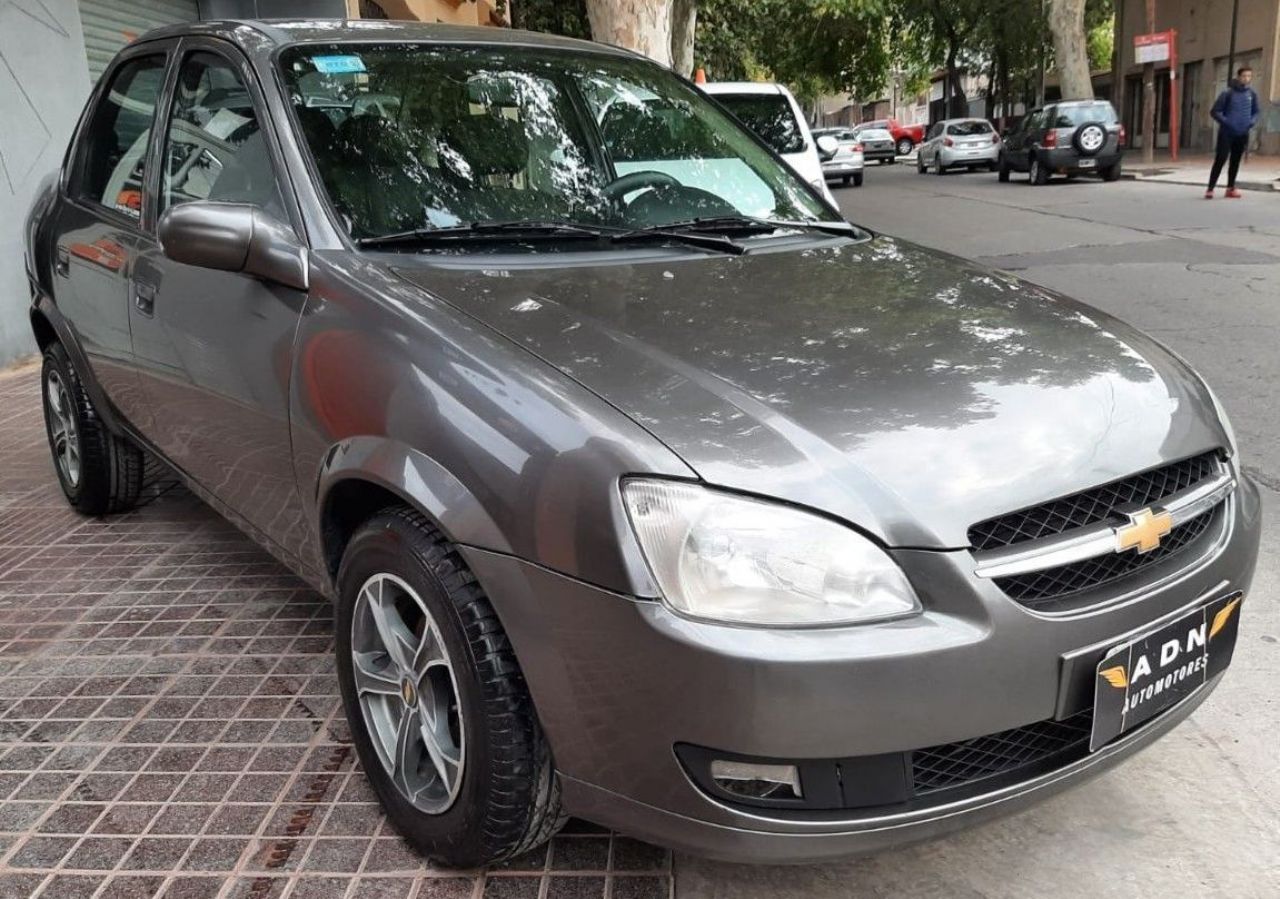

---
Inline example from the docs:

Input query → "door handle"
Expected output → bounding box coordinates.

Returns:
[55,245,70,277]
[133,282,157,317]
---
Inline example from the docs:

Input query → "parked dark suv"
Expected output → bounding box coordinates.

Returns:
[999,99,1125,184]
[23,20,1257,867]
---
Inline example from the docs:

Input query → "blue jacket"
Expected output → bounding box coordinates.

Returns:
[1211,81,1260,136]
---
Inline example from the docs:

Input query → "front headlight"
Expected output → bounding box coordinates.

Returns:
[622,479,922,627]
[1205,382,1241,466]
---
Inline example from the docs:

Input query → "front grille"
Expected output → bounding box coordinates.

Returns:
[911,710,1093,795]
[994,509,1218,606]
[968,451,1222,552]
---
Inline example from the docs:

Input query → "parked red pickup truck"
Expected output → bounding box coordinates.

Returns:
[858,118,926,156]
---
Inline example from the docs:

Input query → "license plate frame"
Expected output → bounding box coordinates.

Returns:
[1078,158,1097,168]
[1090,592,1243,751]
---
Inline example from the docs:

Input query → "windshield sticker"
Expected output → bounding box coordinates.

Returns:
[313,55,366,74]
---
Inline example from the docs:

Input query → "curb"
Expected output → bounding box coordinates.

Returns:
[1120,171,1279,192]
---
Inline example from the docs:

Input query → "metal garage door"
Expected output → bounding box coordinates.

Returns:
[78,0,199,82]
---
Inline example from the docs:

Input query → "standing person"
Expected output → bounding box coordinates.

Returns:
[1205,66,1261,199]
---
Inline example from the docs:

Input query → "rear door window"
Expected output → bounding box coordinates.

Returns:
[76,54,168,222]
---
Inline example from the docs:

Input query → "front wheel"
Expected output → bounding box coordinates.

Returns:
[41,343,143,515]
[998,157,1011,182]
[336,508,563,867]
[896,137,914,157]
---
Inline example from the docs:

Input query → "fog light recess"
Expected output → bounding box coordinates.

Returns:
[709,760,802,801]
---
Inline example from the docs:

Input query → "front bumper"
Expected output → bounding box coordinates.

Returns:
[464,473,1260,862]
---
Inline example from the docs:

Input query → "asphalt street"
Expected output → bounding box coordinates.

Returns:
[676,164,1280,898]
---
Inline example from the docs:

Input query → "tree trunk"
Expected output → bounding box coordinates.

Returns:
[670,0,696,77]
[585,0,674,67]
[1047,0,1094,100]
[945,43,967,117]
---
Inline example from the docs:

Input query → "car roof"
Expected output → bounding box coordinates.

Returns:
[132,18,637,60]
[701,82,786,96]
[1053,98,1114,107]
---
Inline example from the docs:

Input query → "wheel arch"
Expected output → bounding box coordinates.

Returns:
[315,435,513,583]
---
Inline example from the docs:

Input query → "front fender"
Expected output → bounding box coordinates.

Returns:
[316,435,514,556]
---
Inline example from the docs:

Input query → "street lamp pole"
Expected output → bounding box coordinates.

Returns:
[1141,0,1156,164]
[1227,0,1239,76]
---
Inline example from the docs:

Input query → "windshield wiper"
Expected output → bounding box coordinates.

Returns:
[646,215,862,238]
[354,220,611,249]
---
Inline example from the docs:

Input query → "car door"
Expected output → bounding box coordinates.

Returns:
[129,37,311,556]
[49,43,176,421]
[923,123,942,163]
[1008,111,1038,170]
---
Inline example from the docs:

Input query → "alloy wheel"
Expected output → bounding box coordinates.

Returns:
[45,369,81,488]
[351,572,465,814]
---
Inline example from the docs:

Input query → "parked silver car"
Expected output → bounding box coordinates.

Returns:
[813,127,865,186]
[24,19,1259,866]
[853,125,897,163]
[918,118,1002,174]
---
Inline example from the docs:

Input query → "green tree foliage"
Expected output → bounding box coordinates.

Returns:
[509,0,1115,116]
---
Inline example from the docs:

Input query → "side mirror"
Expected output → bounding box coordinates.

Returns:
[815,134,839,156]
[158,202,308,291]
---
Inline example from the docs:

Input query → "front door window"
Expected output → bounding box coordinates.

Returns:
[161,50,286,220]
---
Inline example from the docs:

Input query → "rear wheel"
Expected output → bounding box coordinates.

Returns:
[998,156,1011,182]
[1101,159,1122,182]
[917,154,926,174]
[933,156,945,176]
[841,174,851,186]
[1029,154,1049,185]
[336,508,563,867]
[853,172,863,187]
[41,343,142,515]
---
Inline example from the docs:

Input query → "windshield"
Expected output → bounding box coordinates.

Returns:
[946,121,993,136]
[279,44,829,242]
[706,93,806,155]
[1053,103,1118,127]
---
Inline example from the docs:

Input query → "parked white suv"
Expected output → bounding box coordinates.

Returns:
[701,81,836,204]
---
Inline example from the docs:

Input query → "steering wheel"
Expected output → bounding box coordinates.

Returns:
[602,170,680,203]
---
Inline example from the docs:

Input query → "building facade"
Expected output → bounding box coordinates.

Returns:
[0,0,505,368]
[1116,0,1279,154]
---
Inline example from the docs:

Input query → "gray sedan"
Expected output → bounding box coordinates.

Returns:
[24,18,1259,867]
[918,118,1002,174]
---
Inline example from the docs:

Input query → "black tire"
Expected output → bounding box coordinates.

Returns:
[933,156,945,176]
[998,157,1011,182]
[1101,159,1122,182]
[1029,154,1049,185]
[336,508,564,867]
[853,172,863,187]
[841,174,851,186]
[988,161,1000,172]
[40,342,143,516]
[896,137,914,157]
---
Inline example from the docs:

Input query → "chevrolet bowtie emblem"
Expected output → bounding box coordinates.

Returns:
[1115,507,1173,554]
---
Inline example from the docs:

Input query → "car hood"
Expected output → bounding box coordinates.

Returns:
[391,237,1226,548]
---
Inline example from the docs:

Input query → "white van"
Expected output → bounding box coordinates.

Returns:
[700,81,836,205]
